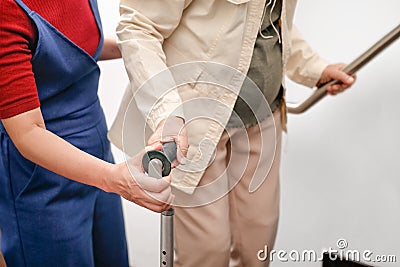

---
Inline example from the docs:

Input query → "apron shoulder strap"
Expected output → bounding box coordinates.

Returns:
[14,0,33,14]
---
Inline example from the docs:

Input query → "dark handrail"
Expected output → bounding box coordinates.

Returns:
[287,24,400,114]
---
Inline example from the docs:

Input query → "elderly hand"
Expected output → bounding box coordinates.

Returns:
[147,116,188,167]
[317,63,356,95]
[109,145,174,213]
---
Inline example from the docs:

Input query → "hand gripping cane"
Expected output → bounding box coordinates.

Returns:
[142,142,177,267]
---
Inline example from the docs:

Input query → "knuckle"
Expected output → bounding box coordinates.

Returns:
[150,206,159,213]
[155,206,164,213]
[155,181,168,193]
[154,192,168,205]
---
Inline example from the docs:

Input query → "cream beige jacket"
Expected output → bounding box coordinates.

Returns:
[109,0,329,194]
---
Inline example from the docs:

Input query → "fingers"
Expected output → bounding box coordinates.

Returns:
[116,156,174,213]
[321,63,356,95]
[124,160,172,194]
[150,181,174,212]
[326,74,356,95]
[133,171,171,193]
[142,202,171,213]
[141,194,174,213]
[175,127,189,166]
[330,70,355,86]
[146,139,163,149]
[327,83,347,95]
[163,175,172,183]
[147,143,163,151]
[125,177,174,213]
[147,185,172,204]
[140,186,174,213]
[134,191,174,213]
[148,116,189,167]
[159,116,184,142]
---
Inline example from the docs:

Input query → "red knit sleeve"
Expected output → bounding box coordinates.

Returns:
[0,0,40,119]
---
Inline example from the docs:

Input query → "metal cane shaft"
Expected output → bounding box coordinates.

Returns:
[161,208,174,266]
[147,158,175,266]
[143,142,177,267]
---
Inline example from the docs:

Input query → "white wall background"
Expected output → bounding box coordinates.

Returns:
[96,1,400,266]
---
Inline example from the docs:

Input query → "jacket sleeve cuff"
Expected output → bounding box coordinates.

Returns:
[285,25,330,88]
[299,57,330,88]
[147,96,185,131]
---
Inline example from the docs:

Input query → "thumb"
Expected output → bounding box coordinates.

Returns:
[333,70,354,85]
[163,175,172,184]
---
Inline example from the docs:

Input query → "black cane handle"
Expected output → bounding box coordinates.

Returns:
[142,142,177,177]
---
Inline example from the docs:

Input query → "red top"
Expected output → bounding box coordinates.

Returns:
[0,0,100,119]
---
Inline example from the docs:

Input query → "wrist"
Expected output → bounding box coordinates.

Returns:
[99,162,118,193]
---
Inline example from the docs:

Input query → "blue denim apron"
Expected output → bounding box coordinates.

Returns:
[0,0,128,266]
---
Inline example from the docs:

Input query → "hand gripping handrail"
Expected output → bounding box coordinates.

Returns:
[287,24,400,114]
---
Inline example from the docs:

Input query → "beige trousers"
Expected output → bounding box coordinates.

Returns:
[174,109,282,267]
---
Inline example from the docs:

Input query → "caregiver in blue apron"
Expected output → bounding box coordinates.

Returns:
[0,0,173,266]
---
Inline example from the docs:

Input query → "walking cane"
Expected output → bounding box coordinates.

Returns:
[142,142,177,267]
[287,24,400,114]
